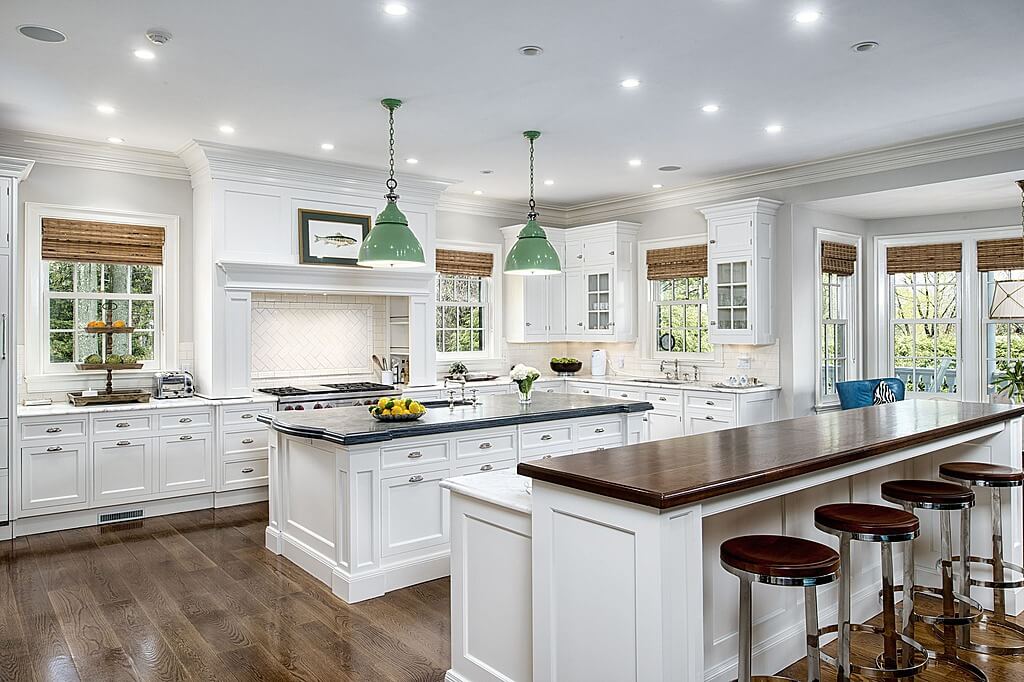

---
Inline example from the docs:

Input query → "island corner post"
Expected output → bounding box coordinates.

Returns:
[520,400,1024,681]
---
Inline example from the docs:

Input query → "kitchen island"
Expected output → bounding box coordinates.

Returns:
[258,393,652,603]
[503,400,1024,682]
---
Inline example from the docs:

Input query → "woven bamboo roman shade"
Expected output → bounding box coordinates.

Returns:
[646,244,708,280]
[41,218,165,266]
[886,243,962,274]
[977,238,1024,272]
[435,249,494,277]
[821,241,857,276]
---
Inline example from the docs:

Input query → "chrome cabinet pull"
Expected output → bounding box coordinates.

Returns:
[480,464,493,471]
[241,467,255,474]
[46,427,62,433]
[705,400,714,406]
[709,239,717,244]
[705,415,715,420]
[658,397,667,402]
[525,322,532,327]
[242,438,254,445]
[409,475,424,483]
[540,434,552,441]
[620,393,628,398]
[576,322,584,327]
[582,389,590,394]
[608,250,615,255]
[46,446,62,452]
[241,413,254,419]
[116,422,130,428]
[407,451,422,459]
[179,417,193,423]
[479,442,492,450]
[594,427,605,433]
[576,254,583,259]
[179,435,193,441]
[116,440,132,446]
[1,312,7,360]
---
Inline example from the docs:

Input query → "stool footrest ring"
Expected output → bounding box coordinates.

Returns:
[949,554,1024,590]
[959,615,1024,656]
[817,623,928,679]
[895,584,985,627]
[728,676,800,682]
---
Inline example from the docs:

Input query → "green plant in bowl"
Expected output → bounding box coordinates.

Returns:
[992,360,1024,403]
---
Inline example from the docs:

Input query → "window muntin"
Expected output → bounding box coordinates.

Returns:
[820,271,848,398]
[45,261,160,369]
[654,277,712,354]
[890,271,959,394]
[983,269,1024,395]
[436,274,486,354]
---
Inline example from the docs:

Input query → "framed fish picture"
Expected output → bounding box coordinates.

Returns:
[298,209,372,266]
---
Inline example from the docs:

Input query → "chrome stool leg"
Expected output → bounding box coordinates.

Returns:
[738,575,752,682]
[804,586,821,682]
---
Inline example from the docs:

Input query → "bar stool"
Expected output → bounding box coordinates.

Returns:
[939,461,1024,654]
[720,535,840,682]
[814,503,929,680]
[881,480,987,681]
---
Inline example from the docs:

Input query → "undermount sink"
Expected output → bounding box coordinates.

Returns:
[628,378,693,385]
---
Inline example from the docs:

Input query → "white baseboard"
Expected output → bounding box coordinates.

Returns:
[281,533,335,585]
[12,493,215,537]
[444,670,472,682]
[214,486,268,508]
[0,524,11,541]
[265,525,282,553]
[332,551,451,603]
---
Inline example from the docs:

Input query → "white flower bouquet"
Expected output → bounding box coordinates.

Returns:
[510,364,540,401]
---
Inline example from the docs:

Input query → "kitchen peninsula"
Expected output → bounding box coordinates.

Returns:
[258,392,652,603]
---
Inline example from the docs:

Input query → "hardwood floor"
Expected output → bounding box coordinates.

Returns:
[2,502,1022,681]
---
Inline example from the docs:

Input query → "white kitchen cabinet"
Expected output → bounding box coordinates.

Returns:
[20,441,89,513]
[93,438,154,503]
[565,381,606,396]
[686,412,736,434]
[159,432,214,493]
[648,411,683,440]
[700,198,782,345]
[682,389,778,436]
[564,269,585,335]
[584,270,615,336]
[381,467,450,557]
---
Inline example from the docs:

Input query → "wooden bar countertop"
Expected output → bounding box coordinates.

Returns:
[517,400,1024,510]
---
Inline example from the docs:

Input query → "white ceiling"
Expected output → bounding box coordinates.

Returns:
[2,0,1024,205]
[807,171,1024,219]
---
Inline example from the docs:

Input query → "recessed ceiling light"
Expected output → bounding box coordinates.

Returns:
[620,78,641,89]
[794,10,821,24]
[480,169,494,175]
[764,124,783,134]
[851,41,880,53]
[107,137,125,144]
[145,28,172,45]
[219,124,235,134]
[543,179,555,186]
[96,103,116,115]
[628,159,642,167]
[652,184,663,189]
[518,45,544,57]
[133,48,156,60]
[658,165,682,172]
[473,190,484,195]
[320,142,335,151]
[17,25,67,43]
[701,103,720,113]
[384,3,408,16]
[405,158,419,164]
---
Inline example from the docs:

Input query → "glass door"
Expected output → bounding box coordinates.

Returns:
[715,261,748,331]
[586,271,613,334]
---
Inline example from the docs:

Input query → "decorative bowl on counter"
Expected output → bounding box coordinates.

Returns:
[371,411,425,422]
[550,358,583,375]
[369,398,427,422]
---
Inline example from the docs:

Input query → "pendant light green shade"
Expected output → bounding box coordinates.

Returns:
[357,200,425,268]
[504,218,561,275]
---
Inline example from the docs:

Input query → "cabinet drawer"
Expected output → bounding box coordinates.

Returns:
[608,386,643,400]
[521,424,573,451]
[575,418,622,442]
[21,418,87,442]
[455,429,515,460]
[520,448,574,463]
[454,458,516,477]
[686,411,736,435]
[223,429,268,454]
[644,389,682,408]
[574,437,624,454]
[381,468,449,557]
[158,410,213,431]
[93,438,154,503]
[93,415,153,436]
[158,434,213,494]
[222,457,269,489]
[380,440,449,471]
[566,381,606,396]
[685,392,735,412]
[222,406,272,426]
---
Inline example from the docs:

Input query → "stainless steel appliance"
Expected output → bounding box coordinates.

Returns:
[257,382,401,411]
[153,370,195,399]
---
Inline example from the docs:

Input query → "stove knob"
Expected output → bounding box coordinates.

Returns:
[283,405,293,411]
[324,403,334,409]
[314,403,323,409]
[294,405,305,410]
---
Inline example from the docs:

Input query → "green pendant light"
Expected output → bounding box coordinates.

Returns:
[504,130,561,275]
[357,98,425,268]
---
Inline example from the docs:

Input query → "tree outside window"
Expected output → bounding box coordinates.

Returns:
[436,274,486,354]
[654,277,712,354]
[984,269,1024,395]
[891,271,959,394]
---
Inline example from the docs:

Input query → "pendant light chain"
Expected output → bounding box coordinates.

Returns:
[386,104,398,199]
[528,135,537,219]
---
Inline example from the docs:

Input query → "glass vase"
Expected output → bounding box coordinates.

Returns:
[517,385,533,404]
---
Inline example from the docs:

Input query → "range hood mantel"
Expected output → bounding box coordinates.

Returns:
[217,260,434,296]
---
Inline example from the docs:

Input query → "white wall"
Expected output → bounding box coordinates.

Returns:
[436,210,515,244]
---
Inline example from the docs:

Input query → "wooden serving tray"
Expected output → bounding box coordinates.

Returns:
[75,363,145,370]
[83,326,136,334]
[67,390,152,406]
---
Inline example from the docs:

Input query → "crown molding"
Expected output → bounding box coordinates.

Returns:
[436,192,571,226]
[0,128,189,181]
[0,156,34,180]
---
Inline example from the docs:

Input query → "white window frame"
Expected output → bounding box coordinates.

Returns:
[815,229,861,409]
[639,236,723,366]
[25,203,179,393]
[982,269,1024,397]
[433,239,502,365]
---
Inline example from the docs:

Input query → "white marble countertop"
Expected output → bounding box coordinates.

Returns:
[403,374,780,395]
[441,469,533,515]
[17,392,279,418]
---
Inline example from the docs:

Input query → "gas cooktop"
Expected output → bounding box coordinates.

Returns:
[258,382,401,409]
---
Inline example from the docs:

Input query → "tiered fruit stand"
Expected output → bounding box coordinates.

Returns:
[68,310,151,406]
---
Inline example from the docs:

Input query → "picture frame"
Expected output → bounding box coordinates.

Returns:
[298,209,372,266]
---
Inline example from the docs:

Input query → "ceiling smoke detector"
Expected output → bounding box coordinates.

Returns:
[145,28,173,45]
[17,25,67,43]
[658,165,682,172]
[518,45,544,57]
[851,41,879,53]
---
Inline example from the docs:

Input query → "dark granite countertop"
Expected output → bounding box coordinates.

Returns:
[257,392,653,445]
[518,400,1024,510]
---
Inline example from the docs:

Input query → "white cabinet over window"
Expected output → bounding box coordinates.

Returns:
[699,198,781,345]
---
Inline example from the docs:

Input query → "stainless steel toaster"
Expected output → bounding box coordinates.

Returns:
[154,370,195,399]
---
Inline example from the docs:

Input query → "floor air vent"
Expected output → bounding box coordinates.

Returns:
[98,509,144,525]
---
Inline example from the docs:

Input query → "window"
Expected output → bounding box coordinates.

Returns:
[820,271,849,398]
[436,274,486,354]
[816,235,859,407]
[983,269,1024,395]
[890,271,960,394]
[45,262,160,369]
[654,277,712,354]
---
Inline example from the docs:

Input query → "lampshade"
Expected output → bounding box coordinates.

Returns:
[504,218,561,275]
[989,279,1024,319]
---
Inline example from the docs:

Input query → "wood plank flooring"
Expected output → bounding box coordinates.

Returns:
[2,502,1022,680]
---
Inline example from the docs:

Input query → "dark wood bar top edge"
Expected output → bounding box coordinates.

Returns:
[517,401,1024,510]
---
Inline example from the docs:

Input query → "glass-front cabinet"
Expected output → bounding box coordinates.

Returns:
[586,271,614,334]
[713,260,749,332]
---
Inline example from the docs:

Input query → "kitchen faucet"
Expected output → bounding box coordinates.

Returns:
[444,377,468,406]
[659,359,681,381]
[692,365,701,382]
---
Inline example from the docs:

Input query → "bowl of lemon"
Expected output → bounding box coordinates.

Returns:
[369,397,427,422]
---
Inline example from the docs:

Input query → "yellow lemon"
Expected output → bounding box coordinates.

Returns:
[377,397,388,408]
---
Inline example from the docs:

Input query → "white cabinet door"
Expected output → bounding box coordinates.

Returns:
[523,275,548,341]
[565,239,585,265]
[159,433,214,493]
[21,442,89,512]
[381,468,449,557]
[0,254,8,419]
[564,270,586,336]
[647,411,682,441]
[94,438,154,503]
[686,413,736,435]
[709,258,753,344]
[583,235,616,265]
[547,272,566,339]
[708,215,753,255]
[584,270,614,336]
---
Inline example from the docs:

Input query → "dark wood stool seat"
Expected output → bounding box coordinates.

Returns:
[721,535,840,583]
[814,503,919,542]
[939,461,1024,488]
[881,479,975,510]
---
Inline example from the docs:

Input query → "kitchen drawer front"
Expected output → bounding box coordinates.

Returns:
[644,389,682,408]
[575,417,623,443]
[222,405,272,426]
[380,440,449,471]
[402,389,441,402]
[158,433,214,494]
[223,428,268,455]
[520,448,574,463]
[574,437,624,454]
[20,442,89,512]
[21,418,87,442]
[455,429,516,461]
[381,467,449,557]
[520,424,573,451]
[608,386,643,401]
[565,381,607,397]
[0,470,7,522]
[93,437,155,503]
[222,456,269,490]
[454,457,516,477]
[685,391,735,412]
[534,380,564,394]
[158,409,213,431]
[93,415,153,436]
[686,411,736,435]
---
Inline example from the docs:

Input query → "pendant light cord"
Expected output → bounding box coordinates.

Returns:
[386,104,398,201]
[528,135,537,219]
